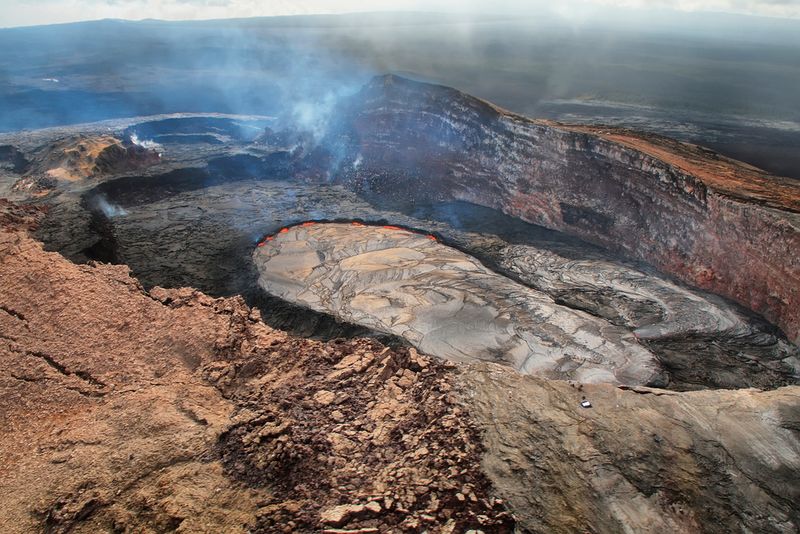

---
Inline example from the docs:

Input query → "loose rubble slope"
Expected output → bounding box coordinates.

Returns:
[0,201,512,533]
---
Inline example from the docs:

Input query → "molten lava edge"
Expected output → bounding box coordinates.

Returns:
[256,220,441,248]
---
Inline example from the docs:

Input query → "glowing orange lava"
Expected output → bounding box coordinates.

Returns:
[258,222,439,248]
[257,235,275,247]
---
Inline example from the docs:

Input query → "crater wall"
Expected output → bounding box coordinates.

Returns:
[323,75,800,344]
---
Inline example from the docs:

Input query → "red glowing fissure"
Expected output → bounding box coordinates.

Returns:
[257,221,438,247]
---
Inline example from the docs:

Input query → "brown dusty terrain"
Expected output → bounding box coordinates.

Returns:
[0,200,512,533]
[1,201,799,533]
[10,135,159,196]
[41,135,124,182]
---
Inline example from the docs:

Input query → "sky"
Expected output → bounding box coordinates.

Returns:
[1,0,800,27]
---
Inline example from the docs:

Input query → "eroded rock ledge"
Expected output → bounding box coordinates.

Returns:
[1,202,799,533]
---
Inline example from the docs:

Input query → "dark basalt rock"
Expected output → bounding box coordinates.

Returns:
[0,144,30,174]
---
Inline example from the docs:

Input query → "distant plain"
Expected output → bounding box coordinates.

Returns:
[1,11,798,178]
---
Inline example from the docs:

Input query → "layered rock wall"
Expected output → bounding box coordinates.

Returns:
[328,75,800,343]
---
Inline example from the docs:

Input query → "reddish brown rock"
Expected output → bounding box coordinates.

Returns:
[9,134,160,197]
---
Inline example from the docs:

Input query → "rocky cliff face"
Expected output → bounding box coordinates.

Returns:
[323,75,800,344]
[464,367,800,534]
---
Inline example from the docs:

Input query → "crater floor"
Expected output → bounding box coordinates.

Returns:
[253,222,797,389]
[254,222,664,386]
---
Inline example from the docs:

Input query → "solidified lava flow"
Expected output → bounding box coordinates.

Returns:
[253,221,798,390]
[256,220,439,247]
[254,222,665,385]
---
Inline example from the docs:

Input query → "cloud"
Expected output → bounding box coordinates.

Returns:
[2,0,800,28]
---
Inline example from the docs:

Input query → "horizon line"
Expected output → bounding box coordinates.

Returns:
[3,7,800,31]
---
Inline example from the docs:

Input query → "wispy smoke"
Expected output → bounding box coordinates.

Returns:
[290,87,360,143]
[129,133,161,151]
[94,194,128,217]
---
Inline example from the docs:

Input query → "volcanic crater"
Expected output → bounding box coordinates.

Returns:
[27,75,793,392]
[2,75,800,533]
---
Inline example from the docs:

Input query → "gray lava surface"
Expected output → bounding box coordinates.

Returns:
[253,222,665,386]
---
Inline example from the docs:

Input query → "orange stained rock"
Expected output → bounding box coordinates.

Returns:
[548,122,800,213]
